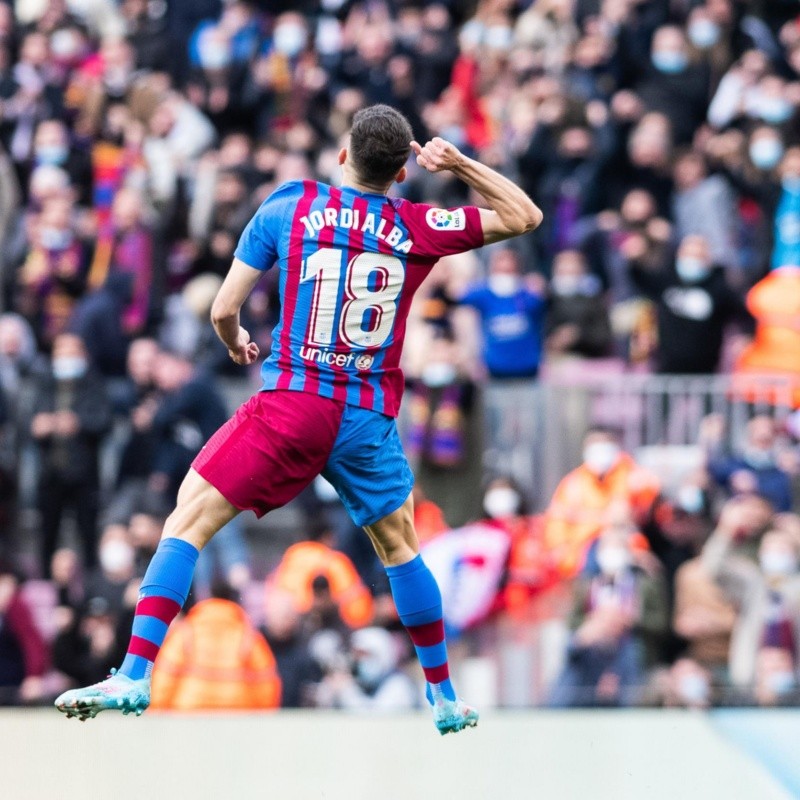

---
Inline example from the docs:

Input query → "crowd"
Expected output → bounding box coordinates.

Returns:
[1,0,800,710]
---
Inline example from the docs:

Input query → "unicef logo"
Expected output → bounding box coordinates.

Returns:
[355,354,374,371]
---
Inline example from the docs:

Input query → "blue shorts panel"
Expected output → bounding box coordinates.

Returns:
[322,405,414,527]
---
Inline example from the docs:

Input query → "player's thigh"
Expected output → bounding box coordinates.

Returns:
[162,468,240,551]
[193,390,344,519]
[362,492,418,566]
[322,406,416,562]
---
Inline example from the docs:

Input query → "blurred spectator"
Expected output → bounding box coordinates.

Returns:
[549,525,669,707]
[83,524,137,614]
[545,249,612,360]
[52,595,119,688]
[262,588,317,708]
[627,234,752,374]
[703,524,800,691]
[544,427,660,577]
[269,522,374,630]
[0,562,48,705]
[315,626,417,711]
[150,583,281,711]
[68,272,131,377]
[662,657,714,709]
[87,187,155,336]
[709,415,793,512]
[674,494,774,678]
[671,149,739,271]
[147,348,228,499]
[30,333,111,575]
[456,247,545,380]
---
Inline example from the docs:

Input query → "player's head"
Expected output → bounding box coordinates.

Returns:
[339,104,413,191]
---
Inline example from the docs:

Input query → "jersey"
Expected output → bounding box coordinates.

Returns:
[234,180,485,417]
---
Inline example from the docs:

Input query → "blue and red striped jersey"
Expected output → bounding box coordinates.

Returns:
[234,180,484,417]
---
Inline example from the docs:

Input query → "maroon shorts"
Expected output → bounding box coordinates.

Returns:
[192,390,344,517]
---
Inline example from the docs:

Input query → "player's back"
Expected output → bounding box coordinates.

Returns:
[234,179,484,417]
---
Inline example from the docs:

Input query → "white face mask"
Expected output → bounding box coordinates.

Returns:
[583,442,620,474]
[488,274,520,297]
[679,673,710,704]
[767,670,796,696]
[313,475,340,503]
[273,24,307,58]
[99,541,135,574]
[483,486,521,519]
[688,20,720,50]
[421,362,457,388]
[597,545,630,576]
[676,256,710,283]
[52,355,87,381]
[676,485,705,515]
[356,656,386,687]
[760,551,798,578]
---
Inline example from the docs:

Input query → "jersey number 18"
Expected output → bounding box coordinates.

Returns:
[302,248,404,349]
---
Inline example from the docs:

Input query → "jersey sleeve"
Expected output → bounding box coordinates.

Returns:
[399,202,485,259]
[234,181,302,271]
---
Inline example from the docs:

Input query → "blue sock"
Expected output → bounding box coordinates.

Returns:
[386,554,456,703]
[119,538,199,680]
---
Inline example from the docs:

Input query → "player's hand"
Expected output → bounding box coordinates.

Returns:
[410,137,464,173]
[228,326,260,366]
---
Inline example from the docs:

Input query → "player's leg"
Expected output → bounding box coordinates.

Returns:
[55,469,238,719]
[116,469,239,679]
[56,391,346,720]
[364,495,478,734]
[323,405,477,734]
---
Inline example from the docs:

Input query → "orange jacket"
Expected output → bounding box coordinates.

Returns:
[415,499,449,546]
[270,541,374,628]
[735,266,800,407]
[543,455,660,578]
[150,599,281,711]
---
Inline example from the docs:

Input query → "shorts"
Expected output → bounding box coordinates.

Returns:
[192,390,414,527]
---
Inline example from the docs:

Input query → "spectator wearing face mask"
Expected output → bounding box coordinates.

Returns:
[17,196,89,349]
[457,247,545,380]
[315,626,418,711]
[627,233,753,374]
[662,658,714,710]
[709,415,793,512]
[671,149,739,272]
[634,26,710,145]
[543,427,660,578]
[30,333,112,575]
[673,494,774,680]
[704,525,800,692]
[548,526,669,708]
[545,249,612,360]
[83,524,137,614]
[26,119,92,206]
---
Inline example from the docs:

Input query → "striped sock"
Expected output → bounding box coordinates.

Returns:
[385,554,456,704]
[119,537,199,680]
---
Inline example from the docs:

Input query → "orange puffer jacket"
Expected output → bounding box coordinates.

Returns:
[270,541,374,628]
[150,599,281,711]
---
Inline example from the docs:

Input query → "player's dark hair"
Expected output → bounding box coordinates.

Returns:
[349,105,413,186]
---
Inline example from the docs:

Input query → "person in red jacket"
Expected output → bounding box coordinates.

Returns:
[0,563,49,705]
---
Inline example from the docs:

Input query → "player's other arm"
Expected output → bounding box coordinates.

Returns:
[210,257,263,366]
[411,138,543,245]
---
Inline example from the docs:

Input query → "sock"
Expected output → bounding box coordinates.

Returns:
[119,538,199,680]
[385,554,456,704]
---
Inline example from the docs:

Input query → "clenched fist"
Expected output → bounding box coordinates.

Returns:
[410,137,465,174]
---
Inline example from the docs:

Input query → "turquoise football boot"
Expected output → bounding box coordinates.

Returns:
[432,696,479,736]
[55,669,150,721]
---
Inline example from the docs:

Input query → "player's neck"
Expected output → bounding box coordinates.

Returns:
[340,178,390,196]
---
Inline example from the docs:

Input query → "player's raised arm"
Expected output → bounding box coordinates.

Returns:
[411,137,543,245]
[210,257,263,366]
